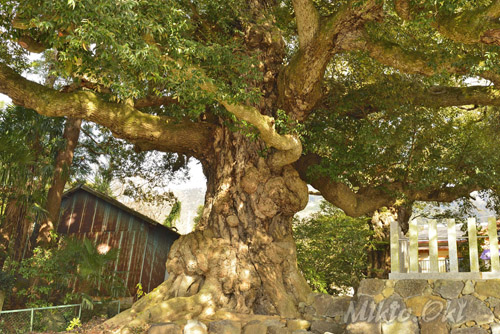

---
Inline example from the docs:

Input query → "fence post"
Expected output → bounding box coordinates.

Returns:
[409,218,419,272]
[30,308,34,332]
[468,218,480,272]
[447,219,459,272]
[390,217,400,274]
[429,220,439,272]
[488,217,500,272]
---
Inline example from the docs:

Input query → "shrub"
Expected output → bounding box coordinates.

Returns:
[294,201,373,295]
[6,236,125,308]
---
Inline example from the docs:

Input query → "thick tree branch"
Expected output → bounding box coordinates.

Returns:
[294,154,400,216]
[292,0,320,48]
[408,186,482,203]
[220,102,302,168]
[278,1,383,121]
[357,38,463,76]
[333,84,500,116]
[433,2,500,46]
[352,36,500,83]
[0,63,215,159]
[481,71,500,86]
[294,154,481,217]
[392,0,500,46]
[393,0,412,20]
[168,56,303,168]
[415,85,500,107]
[11,17,301,167]
[16,36,46,53]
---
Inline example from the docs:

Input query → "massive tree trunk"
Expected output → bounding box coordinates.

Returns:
[107,127,311,330]
[36,117,82,246]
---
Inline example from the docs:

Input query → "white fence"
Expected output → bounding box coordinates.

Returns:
[390,217,500,279]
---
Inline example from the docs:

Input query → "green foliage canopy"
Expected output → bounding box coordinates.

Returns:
[2,0,500,217]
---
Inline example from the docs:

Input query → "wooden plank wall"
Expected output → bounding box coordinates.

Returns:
[58,190,179,295]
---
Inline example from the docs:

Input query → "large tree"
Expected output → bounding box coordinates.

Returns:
[3,0,500,330]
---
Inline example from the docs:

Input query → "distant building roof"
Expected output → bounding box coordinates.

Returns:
[63,184,179,236]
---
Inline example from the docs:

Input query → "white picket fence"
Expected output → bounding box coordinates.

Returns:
[389,217,500,279]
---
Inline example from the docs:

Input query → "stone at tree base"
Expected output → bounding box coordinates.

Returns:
[377,294,406,322]
[184,320,208,334]
[286,319,310,330]
[450,328,488,334]
[394,280,428,298]
[433,280,465,299]
[382,287,394,298]
[208,320,242,334]
[475,280,500,299]
[358,279,386,296]
[405,295,446,317]
[263,319,286,328]
[310,294,351,317]
[462,280,475,295]
[242,320,267,334]
[487,297,500,318]
[344,295,375,323]
[309,320,344,334]
[373,294,384,303]
[148,323,182,334]
[419,317,448,334]
[417,296,448,334]
[298,302,307,312]
[267,326,292,334]
[302,304,317,319]
[491,323,500,334]
[447,295,494,326]
[380,318,418,334]
[473,293,487,301]
[345,321,381,334]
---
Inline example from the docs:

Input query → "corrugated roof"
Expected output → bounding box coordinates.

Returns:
[63,184,180,236]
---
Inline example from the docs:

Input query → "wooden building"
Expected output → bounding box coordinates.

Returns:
[57,184,179,295]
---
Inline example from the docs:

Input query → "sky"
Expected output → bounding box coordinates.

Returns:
[0,93,11,106]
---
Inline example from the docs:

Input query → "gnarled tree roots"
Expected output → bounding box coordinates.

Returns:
[105,227,311,333]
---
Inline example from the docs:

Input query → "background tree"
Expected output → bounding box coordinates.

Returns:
[36,117,82,246]
[2,0,500,330]
[294,201,372,295]
[0,105,65,265]
[163,200,181,229]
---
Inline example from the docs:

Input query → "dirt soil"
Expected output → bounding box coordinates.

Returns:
[32,317,119,334]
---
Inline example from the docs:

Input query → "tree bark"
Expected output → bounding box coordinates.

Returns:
[106,127,311,330]
[0,199,28,268]
[0,290,5,312]
[36,117,82,246]
[0,201,17,269]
